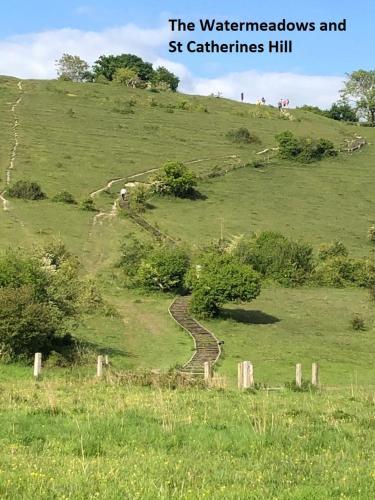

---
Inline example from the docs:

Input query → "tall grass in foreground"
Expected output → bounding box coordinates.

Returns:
[0,375,374,499]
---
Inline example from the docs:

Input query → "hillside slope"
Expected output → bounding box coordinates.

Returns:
[1,76,375,383]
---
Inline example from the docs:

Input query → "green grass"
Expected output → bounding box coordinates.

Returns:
[75,289,191,371]
[0,378,374,499]
[144,148,375,258]
[203,287,375,387]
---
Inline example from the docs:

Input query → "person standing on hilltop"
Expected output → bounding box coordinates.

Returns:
[278,100,282,111]
[261,97,266,105]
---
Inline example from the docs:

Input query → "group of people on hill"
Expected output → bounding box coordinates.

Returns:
[248,95,290,110]
[240,93,291,109]
[278,98,290,111]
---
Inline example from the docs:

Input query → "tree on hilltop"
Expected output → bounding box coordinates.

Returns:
[341,70,375,125]
[152,66,180,91]
[56,54,91,82]
[114,68,142,88]
[93,54,154,82]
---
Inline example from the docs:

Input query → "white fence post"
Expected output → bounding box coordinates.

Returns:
[311,362,319,387]
[204,361,212,383]
[296,363,302,388]
[33,353,42,378]
[97,356,103,378]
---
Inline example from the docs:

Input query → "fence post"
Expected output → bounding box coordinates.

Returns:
[97,355,103,378]
[238,362,244,389]
[204,361,212,383]
[295,363,302,388]
[242,361,254,389]
[311,362,319,387]
[33,353,42,378]
[104,355,109,367]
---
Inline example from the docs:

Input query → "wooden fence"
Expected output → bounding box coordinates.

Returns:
[32,353,320,389]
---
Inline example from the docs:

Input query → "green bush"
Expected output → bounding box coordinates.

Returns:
[152,161,197,198]
[350,314,365,331]
[137,246,190,292]
[0,245,85,359]
[129,184,151,213]
[80,198,97,211]
[232,231,313,286]
[367,225,375,242]
[0,285,72,358]
[318,241,348,260]
[113,68,142,88]
[118,234,152,278]
[187,253,261,318]
[275,131,337,163]
[52,191,77,204]
[226,128,260,144]
[176,99,191,110]
[312,256,375,288]
[7,180,46,200]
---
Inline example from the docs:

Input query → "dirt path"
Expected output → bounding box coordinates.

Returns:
[89,155,241,225]
[0,81,23,211]
[90,167,159,225]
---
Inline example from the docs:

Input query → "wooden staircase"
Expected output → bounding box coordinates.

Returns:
[169,296,221,375]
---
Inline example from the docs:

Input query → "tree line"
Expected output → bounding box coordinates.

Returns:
[56,53,180,91]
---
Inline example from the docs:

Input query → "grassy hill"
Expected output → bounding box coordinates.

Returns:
[1,75,375,386]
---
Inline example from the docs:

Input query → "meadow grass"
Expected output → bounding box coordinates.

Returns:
[145,147,375,258]
[204,287,375,387]
[0,376,374,499]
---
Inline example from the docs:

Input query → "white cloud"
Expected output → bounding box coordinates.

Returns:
[0,25,343,107]
[0,25,169,79]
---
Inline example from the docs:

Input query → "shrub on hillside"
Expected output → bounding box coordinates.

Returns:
[275,131,337,163]
[7,180,46,200]
[152,161,197,198]
[318,241,348,261]
[367,225,375,242]
[231,231,314,286]
[118,234,153,278]
[80,198,97,211]
[52,191,77,204]
[137,246,190,292]
[350,314,365,331]
[226,127,260,144]
[176,99,191,110]
[0,245,85,359]
[113,68,143,88]
[312,256,375,288]
[0,285,73,359]
[186,253,261,318]
[129,184,151,213]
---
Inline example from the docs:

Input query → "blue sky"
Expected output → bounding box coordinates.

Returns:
[0,1,373,106]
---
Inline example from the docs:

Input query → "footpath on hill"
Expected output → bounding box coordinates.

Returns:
[0,81,23,211]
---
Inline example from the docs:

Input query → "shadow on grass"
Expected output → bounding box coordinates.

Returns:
[221,308,280,325]
[81,340,135,359]
[188,190,207,201]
